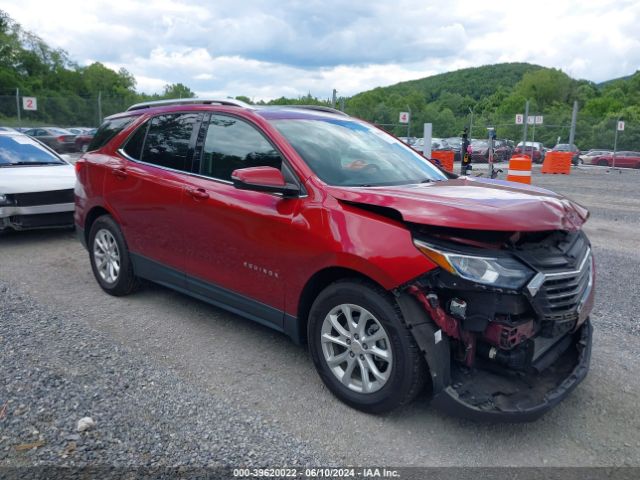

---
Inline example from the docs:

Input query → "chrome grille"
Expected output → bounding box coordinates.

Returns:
[536,248,593,320]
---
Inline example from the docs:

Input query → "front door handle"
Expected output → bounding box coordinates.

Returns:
[186,187,209,201]
[111,167,127,179]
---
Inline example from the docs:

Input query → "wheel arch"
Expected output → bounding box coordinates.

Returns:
[290,266,385,345]
[83,205,114,246]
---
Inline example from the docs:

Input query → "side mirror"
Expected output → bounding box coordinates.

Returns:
[231,166,300,197]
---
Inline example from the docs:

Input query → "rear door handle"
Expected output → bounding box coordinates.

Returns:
[111,167,127,179]
[186,187,209,201]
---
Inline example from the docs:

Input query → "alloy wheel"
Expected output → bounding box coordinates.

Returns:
[320,304,393,394]
[93,228,121,284]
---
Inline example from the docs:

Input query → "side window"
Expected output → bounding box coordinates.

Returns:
[122,122,148,160]
[141,113,199,171]
[201,114,282,181]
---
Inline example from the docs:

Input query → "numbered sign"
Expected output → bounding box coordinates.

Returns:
[617,121,625,131]
[515,114,524,125]
[527,116,535,125]
[22,97,38,111]
[399,111,410,124]
[535,116,544,125]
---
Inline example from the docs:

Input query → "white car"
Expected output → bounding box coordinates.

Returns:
[0,131,75,231]
[580,149,612,165]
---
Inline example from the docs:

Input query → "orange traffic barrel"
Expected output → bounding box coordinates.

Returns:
[541,151,572,174]
[507,155,532,184]
[431,150,455,172]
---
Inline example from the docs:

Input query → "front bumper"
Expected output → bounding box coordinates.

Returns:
[0,203,75,230]
[431,319,592,422]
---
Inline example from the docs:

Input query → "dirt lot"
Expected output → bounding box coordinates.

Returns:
[1,165,639,467]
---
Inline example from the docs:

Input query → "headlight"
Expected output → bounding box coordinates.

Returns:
[414,239,534,289]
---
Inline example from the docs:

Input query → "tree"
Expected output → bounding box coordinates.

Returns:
[160,83,195,99]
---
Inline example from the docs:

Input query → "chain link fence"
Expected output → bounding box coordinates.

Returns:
[1,94,638,154]
[370,111,638,154]
[0,94,132,128]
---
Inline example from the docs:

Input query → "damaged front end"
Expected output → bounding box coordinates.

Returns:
[398,227,594,422]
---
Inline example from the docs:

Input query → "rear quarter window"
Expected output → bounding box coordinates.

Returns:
[88,116,137,152]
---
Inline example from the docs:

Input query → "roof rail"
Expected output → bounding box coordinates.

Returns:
[281,105,349,116]
[126,98,253,112]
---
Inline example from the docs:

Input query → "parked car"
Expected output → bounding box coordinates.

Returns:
[552,144,581,165]
[591,151,640,168]
[23,127,77,153]
[398,136,416,146]
[0,131,75,231]
[580,150,612,165]
[0,126,19,132]
[494,139,513,162]
[514,141,545,163]
[75,99,594,421]
[409,137,424,152]
[432,137,451,151]
[444,136,463,161]
[75,128,97,152]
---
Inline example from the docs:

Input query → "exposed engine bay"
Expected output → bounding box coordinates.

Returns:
[399,227,594,420]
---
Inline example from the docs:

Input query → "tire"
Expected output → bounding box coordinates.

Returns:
[307,279,427,413]
[88,214,139,296]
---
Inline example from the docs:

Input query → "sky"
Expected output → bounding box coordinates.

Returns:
[1,0,639,100]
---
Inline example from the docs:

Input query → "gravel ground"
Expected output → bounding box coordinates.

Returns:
[0,282,326,470]
[0,166,639,470]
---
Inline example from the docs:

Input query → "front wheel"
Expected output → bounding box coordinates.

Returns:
[308,279,427,413]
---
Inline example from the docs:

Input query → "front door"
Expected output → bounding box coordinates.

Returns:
[180,113,302,329]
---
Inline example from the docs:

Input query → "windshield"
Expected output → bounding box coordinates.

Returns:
[271,118,447,186]
[0,134,65,166]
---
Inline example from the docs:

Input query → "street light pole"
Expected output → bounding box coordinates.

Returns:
[468,107,474,137]
[612,117,620,170]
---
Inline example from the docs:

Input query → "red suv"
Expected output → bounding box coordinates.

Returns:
[75,99,594,421]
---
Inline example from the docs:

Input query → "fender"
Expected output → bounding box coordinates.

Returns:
[395,292,451,395]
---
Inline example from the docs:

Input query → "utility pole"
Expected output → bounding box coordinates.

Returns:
[16,88,21,124]
[407,105,411,139]
[97,91,102,126]
[569,100,578,146]
[612,117,620,170]
[522,100,529,157]
[468,107,474,137]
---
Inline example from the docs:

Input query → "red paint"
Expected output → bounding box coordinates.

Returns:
[482,319,536,350]
[232,166,286,186]
[75,104,592,320]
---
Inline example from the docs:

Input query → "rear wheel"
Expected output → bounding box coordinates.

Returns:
[308,279,427,413]
[88,215,138,296]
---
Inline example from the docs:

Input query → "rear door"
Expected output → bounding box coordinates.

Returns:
[105,112,202,286]
[180,113,302,327]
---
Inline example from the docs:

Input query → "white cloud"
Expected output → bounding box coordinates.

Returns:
[1,0,639,100]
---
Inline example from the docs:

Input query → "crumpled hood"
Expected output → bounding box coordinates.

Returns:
[326,177,589,232]
[0,164,75,194]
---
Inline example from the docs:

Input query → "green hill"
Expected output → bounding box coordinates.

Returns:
[356,63,544,102]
